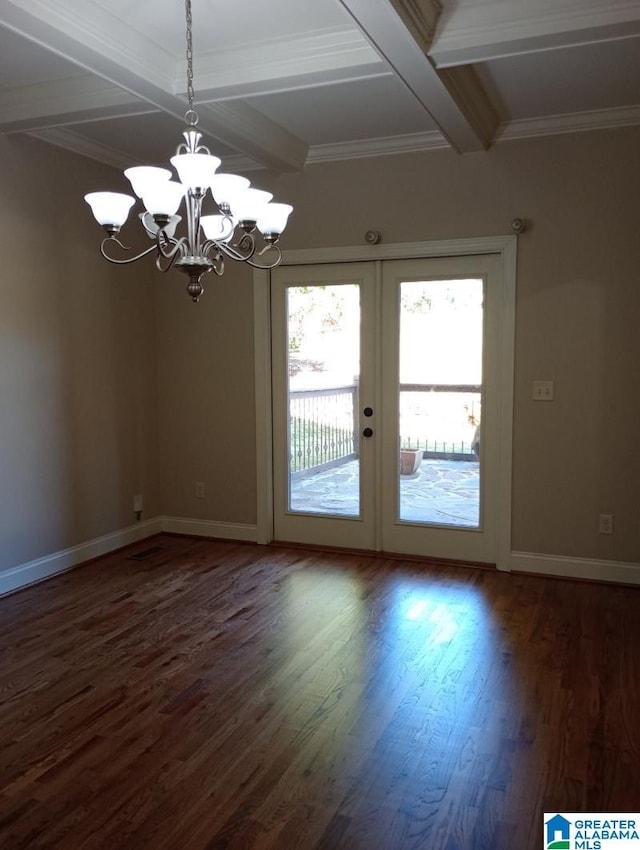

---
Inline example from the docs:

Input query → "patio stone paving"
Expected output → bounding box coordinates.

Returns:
[290,458,480,527]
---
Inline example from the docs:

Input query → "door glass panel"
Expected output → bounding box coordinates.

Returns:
[398,278,483,527]
[286,283,361,516]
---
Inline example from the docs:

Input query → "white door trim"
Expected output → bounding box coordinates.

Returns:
[254,236,517,570]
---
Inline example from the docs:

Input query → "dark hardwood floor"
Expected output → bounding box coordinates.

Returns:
[1,535,639,849]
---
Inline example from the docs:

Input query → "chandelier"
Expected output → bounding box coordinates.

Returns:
[84,0,293,301]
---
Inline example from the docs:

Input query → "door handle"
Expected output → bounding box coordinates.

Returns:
[362,427,374,438]
[363,406,373,417]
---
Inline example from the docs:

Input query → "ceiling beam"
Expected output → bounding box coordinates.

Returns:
[337,0,498,151]
[431,0,640,67]
[0,1,308,172]
[27,126,139,170]
[0,76,152,134]
[0,27,391,132]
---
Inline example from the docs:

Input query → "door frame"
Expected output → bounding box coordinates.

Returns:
[253,236,517,571]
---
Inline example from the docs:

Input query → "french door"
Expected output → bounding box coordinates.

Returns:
[270,253,507,565]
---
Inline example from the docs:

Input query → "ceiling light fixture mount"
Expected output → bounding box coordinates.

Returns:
[85,0,292,301]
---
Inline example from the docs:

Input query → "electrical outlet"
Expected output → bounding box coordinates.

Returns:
[599,514,614,535]
[532,380,554,401]
[195,481,205,499]
[133,494,143,512]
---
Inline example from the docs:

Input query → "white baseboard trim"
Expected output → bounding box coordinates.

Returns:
[159,516,258,542]
[0,516,258,597]
[511,551,640,586]
[8,524,637,599]
[0,518,163,598]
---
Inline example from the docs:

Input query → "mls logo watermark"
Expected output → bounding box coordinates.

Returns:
[544,813,640,849]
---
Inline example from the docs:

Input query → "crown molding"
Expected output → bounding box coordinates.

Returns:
[388,0,442,51]
[0,76,150,133]
[27,127,139,170]
[27,127,447,171]
[214,154,267,174]
[192,28,388,101]
[431,0,640,66]
[226,105,640,166]
[497,104,640,142]
[306,129,448,164]
[26,126,271,175]
[25,104,640,173]
[1,0,175,90]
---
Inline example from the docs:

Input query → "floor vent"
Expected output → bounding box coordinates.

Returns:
[128,546,164,561]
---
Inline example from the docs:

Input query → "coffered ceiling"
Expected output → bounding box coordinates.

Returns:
[1,0,638,175]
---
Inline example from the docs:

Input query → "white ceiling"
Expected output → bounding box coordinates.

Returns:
[1,0,638,175]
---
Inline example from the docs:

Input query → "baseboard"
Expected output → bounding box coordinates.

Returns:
[159,516,258,542]
[0,518,163,597]
[0,515,257,598]
[511,551,640,586]
[6,526,637,598]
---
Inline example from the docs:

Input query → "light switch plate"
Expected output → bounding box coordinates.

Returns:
[532,380,554,401]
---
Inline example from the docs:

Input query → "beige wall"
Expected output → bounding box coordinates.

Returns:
[155,266,257,524]
[0,135,159,574]
[157,127,640,564]
[2,126,639,577]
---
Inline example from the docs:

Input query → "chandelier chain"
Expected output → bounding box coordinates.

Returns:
[185,0,197,124]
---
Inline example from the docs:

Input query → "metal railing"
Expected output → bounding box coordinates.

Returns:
[399,383,481,460]
[289,384,358,473]
[289,382,481,473]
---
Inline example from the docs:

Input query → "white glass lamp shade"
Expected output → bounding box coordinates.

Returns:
[231,188,273,223]
[170,153,221,188]
[141,181,185,217]
[210,174,250,210]
[85,192,135,227]
[124,166,171,198]
[257,203,293,237]
[200,214,235,243]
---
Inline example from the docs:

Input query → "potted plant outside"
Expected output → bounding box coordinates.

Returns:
[400,447,423,476]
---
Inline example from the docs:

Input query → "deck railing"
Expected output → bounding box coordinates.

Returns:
[289,382,481,473]
[399,383,481,460]
[289,385,358,473]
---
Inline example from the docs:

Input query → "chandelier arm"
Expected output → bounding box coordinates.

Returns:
[100,238,159,265]
[241,244,283,271]
[220,214,235,241]
[155,250,181,274]
[157,234,187,261]
[213,233,257,263]
[211,252,225,276]
[200,218,235,253]
[214,236,282,271]
[201,238,234,259]
[201,239,216,257]
[213,236,282,270]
